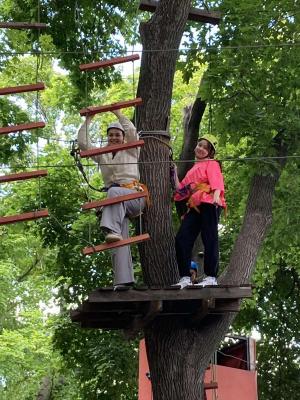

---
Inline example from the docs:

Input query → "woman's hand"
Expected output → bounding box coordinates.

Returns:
[111,109,122,118]
[213,189,222,206]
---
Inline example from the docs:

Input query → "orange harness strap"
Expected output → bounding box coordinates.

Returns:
[120,180,150,206]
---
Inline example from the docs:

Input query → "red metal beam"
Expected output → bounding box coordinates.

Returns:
[80,140,144,158]
[0,170,48,184]
[82,233,150,255]
[139,0,221,25]
[79,97,142,117]
[0,82,45,96]
[0,121,45,135]
[82,192,147,210]
[79,54,140,72]
[0,209,49,225]
[0,22,47,29]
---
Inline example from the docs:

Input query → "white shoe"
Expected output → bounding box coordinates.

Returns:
[172,276,191,289]
[194,276,217,287]
[105,232,123,243]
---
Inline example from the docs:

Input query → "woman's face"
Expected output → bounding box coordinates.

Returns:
[107,128,124,145]
[194,139,210,160]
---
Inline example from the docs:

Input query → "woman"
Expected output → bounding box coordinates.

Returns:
[173,134,226,288]
[77,109,145,288]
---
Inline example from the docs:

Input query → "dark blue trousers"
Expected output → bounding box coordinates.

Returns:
[175,203,221,278]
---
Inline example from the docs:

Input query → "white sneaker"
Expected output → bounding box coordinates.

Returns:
[105,232,123,243]
[172,276,191,289]
[194,276,217,287]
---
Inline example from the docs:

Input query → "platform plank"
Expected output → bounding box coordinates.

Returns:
[80,54,140,71]
[139,0,221,25]
[79,139,144,158]
[88,286,252,303]
[0,209,49,225]
[71,286,252,331]
[79,97,142,116]
[0,170,48,183]
[83,233,150,255]
[82,192,147,210]
[0,82,45,96]
[0,121,46,135]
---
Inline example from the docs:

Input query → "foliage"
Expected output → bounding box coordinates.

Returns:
[0,1,299,399]
[0,0,141,106]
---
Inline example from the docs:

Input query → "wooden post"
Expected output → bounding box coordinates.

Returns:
[0,209,49,225]
[0,122,45,135]
[79,54,140,71]
[0,82,45,96]
[82,192,147,210]
[79,140,144,158]
[79,97,142,117]
[0,22,47,29]
[0,170,48,183]
[82,233,150,255]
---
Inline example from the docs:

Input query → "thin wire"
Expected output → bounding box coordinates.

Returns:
[1,41,300,57]
[217,349,256,368]
[36,0,42,210]
[1,154,300,170]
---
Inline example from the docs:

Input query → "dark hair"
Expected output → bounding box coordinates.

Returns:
[198,139,215,159]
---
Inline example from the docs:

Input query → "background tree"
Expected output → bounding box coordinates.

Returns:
[0,0,299,399]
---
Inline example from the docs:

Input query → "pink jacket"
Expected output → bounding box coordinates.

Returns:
[174,160,226,208]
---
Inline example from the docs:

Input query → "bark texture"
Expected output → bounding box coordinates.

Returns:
[177,97,206,180]
[36,377,52,400]
[139,133,178,286]
[135,1,288,399]
[137,0,192,286]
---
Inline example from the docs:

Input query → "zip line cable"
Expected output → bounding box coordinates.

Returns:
[1,41,300,57]
[1,154,299,171]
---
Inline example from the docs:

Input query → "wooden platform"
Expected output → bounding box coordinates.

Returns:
[79,54,140,72]
[139,0,221,25]
[71,285,252,332]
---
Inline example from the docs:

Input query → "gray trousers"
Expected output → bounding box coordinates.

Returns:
[100,186,146,285]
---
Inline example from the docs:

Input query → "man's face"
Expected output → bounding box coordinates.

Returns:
[107,128,124,145]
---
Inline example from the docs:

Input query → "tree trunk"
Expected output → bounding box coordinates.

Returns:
[136,1,288,399]
[137,0,192,285]
[177,97,206,180]
[36,376,52,400]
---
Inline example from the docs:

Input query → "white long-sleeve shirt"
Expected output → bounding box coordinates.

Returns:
[77,114,140,188]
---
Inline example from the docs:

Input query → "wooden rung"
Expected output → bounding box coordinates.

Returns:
[0,82,45,96]
[82,192,147,210]
[0,170,48,184]
[0,22,47,29]
[79,54,140,72]
[79,97,142,117]
[139,0,221,25]
[82,233,150,255]
[0,121,45,135]
[0,209,49,225]
[80,140,144,158]
[204,382,218,390]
